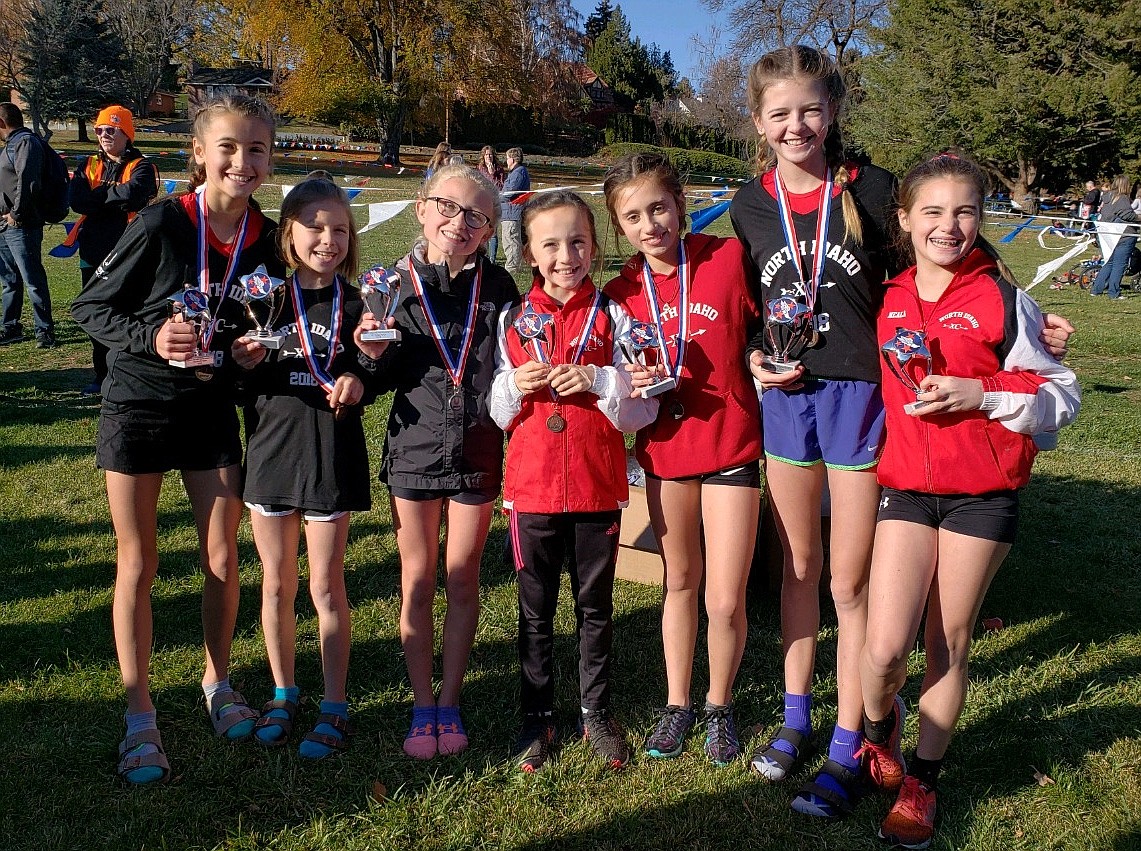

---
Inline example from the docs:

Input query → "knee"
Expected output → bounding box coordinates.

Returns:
[444,571,479,609]
[829,572,867,611]
[261,576,296,610]
[927,630,972,675]
[704,593,744,629]
[862,641,909,680]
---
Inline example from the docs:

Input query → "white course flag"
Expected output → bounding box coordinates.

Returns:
[281,184,295,199]
[358,200,415,233]
[1095,220,1132,260]
[1029,237,1093,289]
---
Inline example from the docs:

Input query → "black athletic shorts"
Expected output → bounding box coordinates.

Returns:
[388,485,499,506]
[96,398,242,474]
[876,487,1020,544]
[646,459,761,489]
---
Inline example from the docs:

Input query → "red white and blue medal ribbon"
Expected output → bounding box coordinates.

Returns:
[525,289,603,400]
[194,184,249,351]
[288,272,343,395]
[408,258,482,391]
[772,168,832,312]
[640,236,690,384]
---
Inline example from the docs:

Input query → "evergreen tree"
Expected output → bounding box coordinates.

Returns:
[584,0,614,44]
[17,0,127,140]
[585,6,666,106]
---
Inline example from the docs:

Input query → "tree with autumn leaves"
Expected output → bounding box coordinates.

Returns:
[201,0,583,162]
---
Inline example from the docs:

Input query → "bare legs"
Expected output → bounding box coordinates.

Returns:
[768,461,879,730]
[392,496,493,708]
[861,521,1010,759]
[647,478,760,707]
[107,466,243,714]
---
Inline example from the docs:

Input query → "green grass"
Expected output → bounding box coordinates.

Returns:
[0,156,1138,851]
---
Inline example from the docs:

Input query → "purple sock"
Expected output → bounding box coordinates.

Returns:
[828,724,863,774]
[772,692,812,757]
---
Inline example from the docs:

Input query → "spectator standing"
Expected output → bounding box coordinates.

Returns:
[1079,180,1102,229]
[500,147,530,272]
[478,146,505,262]
[70,106,158,393]
[1089,175,1140,301]
[424,142,452,181]
[0,103,56,347]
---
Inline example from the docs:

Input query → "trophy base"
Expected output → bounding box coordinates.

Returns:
[361,328,401,342]
[170,353,214,368]
[639,377,677,399]
[904,400,929,414]
[760,356,801,374]
[248,333,283,349]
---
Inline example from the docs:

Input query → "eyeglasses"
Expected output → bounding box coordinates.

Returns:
[426,196,490,229]
[94,127,119,137]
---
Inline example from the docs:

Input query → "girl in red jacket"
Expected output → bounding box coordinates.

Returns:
[490,190,657,771]
[858,153,1079,849]
[604,153,763,766]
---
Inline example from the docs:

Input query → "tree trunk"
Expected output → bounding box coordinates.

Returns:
[77,120,90,143]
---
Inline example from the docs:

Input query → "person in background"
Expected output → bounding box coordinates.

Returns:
[478,145,505,262]
[1089,175,1140,301]
[70,105,158,394]
[500,147,531,273]
[0,103,56,348]
[424,142,452,181]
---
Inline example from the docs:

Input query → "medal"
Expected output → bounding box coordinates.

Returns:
[287,272,344,399]
[195,367,214,382]
[193,184,249,352]
[635,238,691,398]
[450,391,463,410]
[771,167,832,313]
[546,412,567,433]
[408,257,482,408]
[669,400,684,420]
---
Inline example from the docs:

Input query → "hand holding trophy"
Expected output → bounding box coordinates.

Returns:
[618,321,676,399]
[358,264,402,342]
[881,327,932,414]
[761,296,817,374]
[240,264,286,349]
[167,288,214,369]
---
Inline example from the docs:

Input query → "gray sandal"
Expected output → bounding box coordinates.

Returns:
[207,688,258,740]
[117,729,170,786]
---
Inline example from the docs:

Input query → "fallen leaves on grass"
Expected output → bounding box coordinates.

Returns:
[1032,767,1056,787]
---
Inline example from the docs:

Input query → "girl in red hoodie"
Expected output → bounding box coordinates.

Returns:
[858,153,1080,849]
[490,190,657,772]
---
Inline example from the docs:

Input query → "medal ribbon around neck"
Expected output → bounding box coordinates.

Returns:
[194,185,249,351]
[408,259,482,390]
[525,289,603,400]
[640,237,690,384]
[772,168,832,312]
[288,272,343,395]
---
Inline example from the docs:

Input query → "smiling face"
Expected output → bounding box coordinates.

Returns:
[523,204,596,303]
[898,176,981,275]
[754,76,833,177]
[416,176,496,269]
[613,177,684,274]
[289,200,352,287]
[192,112,272,211]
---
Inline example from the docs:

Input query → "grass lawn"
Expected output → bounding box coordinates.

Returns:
[0,147,1138,851]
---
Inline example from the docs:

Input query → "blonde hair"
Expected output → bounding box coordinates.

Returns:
[278,176,360,280]
[188,95,276,192]
[897,152,1019,285]
[746,45,863,246]
[1107,175,1132,203]
[419,163,503,234]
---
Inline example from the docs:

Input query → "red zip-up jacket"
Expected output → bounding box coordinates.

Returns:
[490,281,657,514]
[877,249,1080,494]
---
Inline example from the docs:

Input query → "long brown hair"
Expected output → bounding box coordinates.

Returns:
[896,152,1019,285]
[745,45,863,246]
[278,176,360,280]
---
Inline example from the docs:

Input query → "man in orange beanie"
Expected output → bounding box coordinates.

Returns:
[70,105,157,394]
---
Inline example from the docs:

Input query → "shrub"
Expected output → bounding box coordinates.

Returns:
[597,143,752,180]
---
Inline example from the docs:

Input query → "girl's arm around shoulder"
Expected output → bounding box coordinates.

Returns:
[595,301,659,433]
[980,289,1081,438]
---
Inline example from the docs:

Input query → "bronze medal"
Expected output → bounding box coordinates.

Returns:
[669,400,684,420]
[546,412,567,433]
[450,391,463,410]
[194,367,214,382]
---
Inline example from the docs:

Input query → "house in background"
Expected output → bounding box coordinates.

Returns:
[146,91,178,117]
[574,65,621,127]
[185,65,274,114]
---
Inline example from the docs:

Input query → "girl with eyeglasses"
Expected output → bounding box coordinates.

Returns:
[374,163,519,759]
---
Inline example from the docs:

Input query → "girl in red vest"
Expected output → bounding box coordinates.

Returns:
[490,190,656,771]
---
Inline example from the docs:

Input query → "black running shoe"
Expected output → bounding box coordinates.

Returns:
[514,712,555,773]
[581,708,631,769]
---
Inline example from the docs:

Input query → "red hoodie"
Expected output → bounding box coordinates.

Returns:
[605,232,762,479]
[877,249,1080,494]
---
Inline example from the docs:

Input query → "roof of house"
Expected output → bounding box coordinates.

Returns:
[186,67,273,88]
